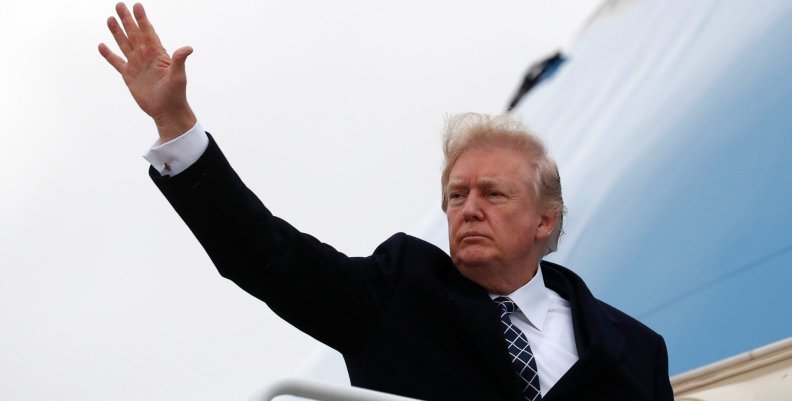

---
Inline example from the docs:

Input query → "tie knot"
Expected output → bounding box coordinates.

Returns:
[494,296,518,315]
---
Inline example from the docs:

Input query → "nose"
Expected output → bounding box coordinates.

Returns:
[461,192,484,222]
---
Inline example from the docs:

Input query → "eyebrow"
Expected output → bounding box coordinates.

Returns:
[445,178,514,192]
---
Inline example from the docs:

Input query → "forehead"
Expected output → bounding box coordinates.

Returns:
[448,147,531,182]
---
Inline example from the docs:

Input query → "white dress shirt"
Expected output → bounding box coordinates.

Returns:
[490,266,578,396]
[144,124,579,394]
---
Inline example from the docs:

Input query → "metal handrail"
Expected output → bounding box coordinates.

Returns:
[249,378,424,401]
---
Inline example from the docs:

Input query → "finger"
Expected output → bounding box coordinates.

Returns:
[171,46,194,78]
[133,3,164,47]
[107,17,133,57]
[98,43,127,73]
[115,3,141,45]
[132,3,160,43]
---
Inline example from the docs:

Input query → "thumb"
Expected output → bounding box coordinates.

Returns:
[171,46,194,77]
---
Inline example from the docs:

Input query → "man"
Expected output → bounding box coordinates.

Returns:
[99,3,673,400]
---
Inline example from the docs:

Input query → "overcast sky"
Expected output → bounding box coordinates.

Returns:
[1,1,600,400]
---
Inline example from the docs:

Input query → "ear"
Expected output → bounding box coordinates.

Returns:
[534,208,559,242]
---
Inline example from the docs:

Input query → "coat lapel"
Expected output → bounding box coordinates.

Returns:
[442,268,524,400]
[542,262,626,401]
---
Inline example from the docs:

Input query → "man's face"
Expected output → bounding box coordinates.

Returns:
[445,147,554,294]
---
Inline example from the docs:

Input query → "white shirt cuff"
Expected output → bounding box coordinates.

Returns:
[143,122,209,176]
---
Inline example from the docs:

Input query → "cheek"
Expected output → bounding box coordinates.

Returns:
[446,212,461,234]
[510,219,538,245]
[446,216,457,245]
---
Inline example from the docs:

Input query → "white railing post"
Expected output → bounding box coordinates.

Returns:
[250,378,424,401]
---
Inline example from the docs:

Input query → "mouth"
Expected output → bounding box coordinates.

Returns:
[460,232,488,241]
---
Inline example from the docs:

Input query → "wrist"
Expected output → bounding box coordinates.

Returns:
[154,108,198,143]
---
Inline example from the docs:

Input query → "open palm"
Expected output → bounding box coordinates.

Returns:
[99,3,196,141]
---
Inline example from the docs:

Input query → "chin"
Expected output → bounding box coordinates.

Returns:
[452,243,490,262]
[452,249,493,268]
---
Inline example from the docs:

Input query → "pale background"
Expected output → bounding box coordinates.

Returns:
[1,1,599,400]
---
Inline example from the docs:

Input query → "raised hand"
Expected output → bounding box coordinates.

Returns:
[99,2,197,142]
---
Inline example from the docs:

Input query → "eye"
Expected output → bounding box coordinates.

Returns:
[447,192,465,204]
[485,190,510,203]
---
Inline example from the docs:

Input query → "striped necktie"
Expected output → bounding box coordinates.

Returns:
[494,296,542,401]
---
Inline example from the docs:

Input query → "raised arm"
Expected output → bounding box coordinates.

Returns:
[99,2,196,142]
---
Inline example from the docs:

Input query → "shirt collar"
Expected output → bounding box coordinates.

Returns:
[489,265,549,331]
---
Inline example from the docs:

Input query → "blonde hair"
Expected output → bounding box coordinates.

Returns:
[441,112,565,255]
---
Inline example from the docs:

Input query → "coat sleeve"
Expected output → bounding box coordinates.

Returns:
[150,134,399,352]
